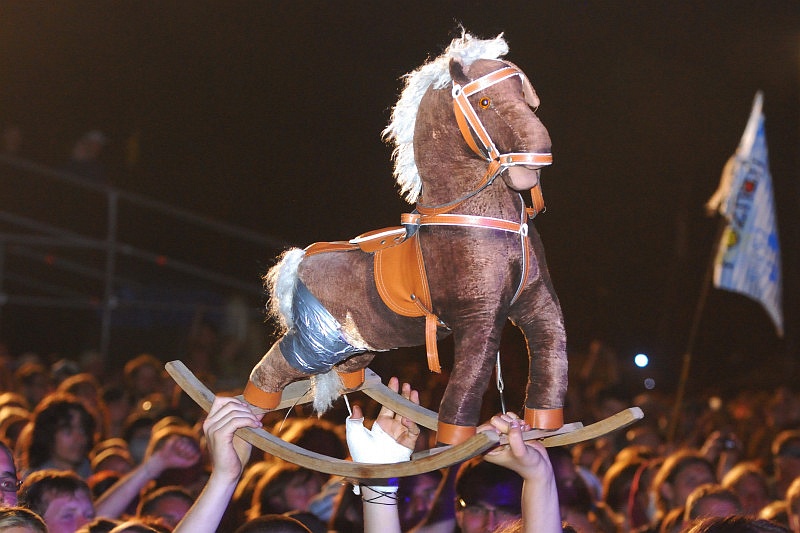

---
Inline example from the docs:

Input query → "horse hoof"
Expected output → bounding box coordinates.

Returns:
[337,368,365,390]
[242,381,282,412]
[524,407,563,430]
[436,421,476,445]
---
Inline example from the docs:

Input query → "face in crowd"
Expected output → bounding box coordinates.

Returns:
[0,444,20,507]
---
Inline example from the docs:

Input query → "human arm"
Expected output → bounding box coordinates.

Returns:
[482,412,562,533]
[95,428,203,518]
[346,377,420,533]
[173,396,260,533]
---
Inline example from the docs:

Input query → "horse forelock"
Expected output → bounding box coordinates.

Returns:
[383,31,509,204]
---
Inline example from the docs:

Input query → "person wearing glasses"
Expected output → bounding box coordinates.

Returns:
[0,439,22,507]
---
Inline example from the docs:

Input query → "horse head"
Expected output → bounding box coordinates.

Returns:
[448,58,552,194]
[385,33,552,216]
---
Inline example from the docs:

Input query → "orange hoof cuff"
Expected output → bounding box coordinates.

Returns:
[243,380,282,410]
[524,407,563,430]
[337,368,365,390]
[437,421,476,445]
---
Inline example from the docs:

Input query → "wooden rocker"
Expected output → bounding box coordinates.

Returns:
[166,360,643,481]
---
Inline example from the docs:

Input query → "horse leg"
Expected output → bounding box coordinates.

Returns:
[509,228,568,430]
[333,352,376,389]
[243,341,311,410]
[436,313,508,445]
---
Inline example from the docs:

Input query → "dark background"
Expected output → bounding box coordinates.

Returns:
[0,2,798,395]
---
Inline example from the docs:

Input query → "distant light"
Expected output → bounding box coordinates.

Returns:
[644,378,655,390]
[634,353,649,368]
[709,396,722,411]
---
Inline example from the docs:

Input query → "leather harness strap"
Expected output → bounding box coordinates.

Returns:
[419,64,553,219]
[418,211,532,306]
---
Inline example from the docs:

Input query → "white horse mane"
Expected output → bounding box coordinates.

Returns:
[382,31,509,204]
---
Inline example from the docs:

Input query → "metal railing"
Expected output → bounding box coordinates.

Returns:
[0,153,287,360]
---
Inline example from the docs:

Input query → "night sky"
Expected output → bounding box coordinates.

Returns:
[1,2,798,391]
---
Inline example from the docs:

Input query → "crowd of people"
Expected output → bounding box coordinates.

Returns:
[0,337,798,533]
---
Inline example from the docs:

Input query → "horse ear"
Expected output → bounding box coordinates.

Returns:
[449,58,470,85]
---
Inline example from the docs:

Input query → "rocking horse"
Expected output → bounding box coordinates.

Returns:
[167,32,641,478]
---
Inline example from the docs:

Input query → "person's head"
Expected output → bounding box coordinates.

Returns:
[19,469,95,533]
[91,441,134,476]
[682,515,791,533]
[0,406,31,451]
[771,430,800,498]
[759,501,789,529]
[398,470,442,530]
[721,462,771,516]
[107,519,162,533]
[249,462,323,518]
[784,476,800,532]
[86,470,122,501]
[123,355,163,402]
[650,449,715,519]
[684,484,742,521]
[25,392,96,472]
[14,363,53,409]
[602,458,646,520]
[101,385,129,431]
[0,393,29,411]
[75,517,122,533]
[136,486,193,528]
[51,359,81,387]
[122,412,156,465]
[234,514,312,533]
[455,458,523,533]
[0,506,48,533]
[0,439,21,507]
[272,418,347,462]
[58,374,102,411]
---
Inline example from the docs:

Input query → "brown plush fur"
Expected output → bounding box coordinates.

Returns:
[249,56,567,432]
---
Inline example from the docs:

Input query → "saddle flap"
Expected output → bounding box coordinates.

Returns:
[373,234,432,318]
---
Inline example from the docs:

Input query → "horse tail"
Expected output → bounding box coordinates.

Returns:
[263,248,305,334]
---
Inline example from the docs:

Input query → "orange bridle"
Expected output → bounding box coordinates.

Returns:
[417,64,553,218]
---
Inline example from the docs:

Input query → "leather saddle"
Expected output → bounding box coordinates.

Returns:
[304,221,444,372]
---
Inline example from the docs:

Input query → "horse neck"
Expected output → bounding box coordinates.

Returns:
[413,89,524,220]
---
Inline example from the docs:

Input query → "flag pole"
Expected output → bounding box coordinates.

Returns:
[666,214,728,444]
[668,90,781,443]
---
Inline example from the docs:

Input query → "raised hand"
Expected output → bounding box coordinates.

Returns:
[346,377,421,463]
[148,433,203,474]
[202,396,261,482]
[481,412,553,481]
[373,377,421,450]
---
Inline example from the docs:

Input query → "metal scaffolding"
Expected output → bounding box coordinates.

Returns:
[0,153,286,360]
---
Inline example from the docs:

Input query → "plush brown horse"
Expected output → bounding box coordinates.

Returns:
[242,32,567,445]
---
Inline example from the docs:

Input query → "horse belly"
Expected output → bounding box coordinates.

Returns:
[297,251,426,351]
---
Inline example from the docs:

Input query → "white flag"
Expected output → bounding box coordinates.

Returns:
[706,91,783,337]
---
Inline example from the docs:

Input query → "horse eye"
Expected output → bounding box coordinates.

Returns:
[479,97,491,109]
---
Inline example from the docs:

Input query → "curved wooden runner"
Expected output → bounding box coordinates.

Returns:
[165,360,643,480]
